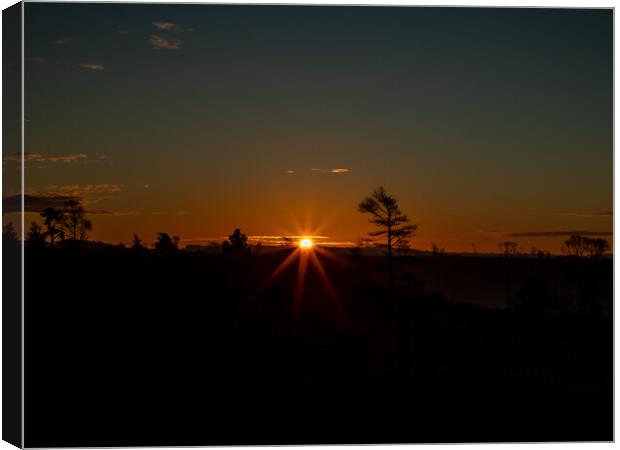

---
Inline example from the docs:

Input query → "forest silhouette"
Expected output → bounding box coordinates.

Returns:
[6,186,612,446]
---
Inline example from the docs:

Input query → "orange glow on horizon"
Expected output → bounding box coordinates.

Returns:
[299,238,313,249]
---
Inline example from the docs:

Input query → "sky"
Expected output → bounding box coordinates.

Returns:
[5,4,613,252]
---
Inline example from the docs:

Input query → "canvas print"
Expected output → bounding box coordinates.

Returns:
[2,3,613,447]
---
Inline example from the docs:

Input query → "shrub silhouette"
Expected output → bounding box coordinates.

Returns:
[155,232,180,253]
[499,241,518,257]
[431,243,445,255]
[2,222,18,248]
[26,222,46,249]
[132,233,145,250]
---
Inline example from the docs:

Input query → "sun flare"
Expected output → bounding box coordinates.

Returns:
[299,238,313,249]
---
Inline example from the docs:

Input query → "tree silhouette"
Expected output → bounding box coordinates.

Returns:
[223,228,249,254]
[155,232,180,253]
[358,186,417,288]
[563,235,589,257]
[26,222,46,249]
[61,200,92,241]
[2,222,18,248]
[131,233,145,250]
[40,207,64,248]
[230,228,248,249]
[587,238,609,258]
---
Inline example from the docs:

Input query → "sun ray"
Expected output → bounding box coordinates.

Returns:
[293,250,310,318]
[308,251,338,300]
[314,246,353,266]
[243,248,300,307]
[243,221,353,333]
[309,251,353,332]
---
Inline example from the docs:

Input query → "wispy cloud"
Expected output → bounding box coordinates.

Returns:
[558,211,613,218]
[286,170,295,174]
[52,36,72,44]
[44,183,124,195]
[4,152,87,163]
[38,153,87,163]
[36,184,125,205]
[310,167,351,174]
[87,209,137,216]
[3,152,107,169]
[149,34,182,50]
[79,63,104,71]
[152,21,178,31]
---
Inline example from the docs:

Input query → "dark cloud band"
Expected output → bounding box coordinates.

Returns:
[506,230,613,237]
[3,194,79,213]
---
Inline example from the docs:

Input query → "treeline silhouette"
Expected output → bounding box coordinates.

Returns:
[4,191,610,264]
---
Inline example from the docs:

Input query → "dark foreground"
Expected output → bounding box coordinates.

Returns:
[23,246,612,446]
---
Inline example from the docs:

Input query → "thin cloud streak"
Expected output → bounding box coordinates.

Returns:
[35,184,124,205]
[52,36,72,44]
[4,152,88,163]
[44,184,124,195]
[87,209,137,216]
[2,152,108,170]
[477,229,504,235]
[506,230,613,237]
[79,63,104,71]
[310,168,351,174]
[477,228,613,238]
[558,211,613,218]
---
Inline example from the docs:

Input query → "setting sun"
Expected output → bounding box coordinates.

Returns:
[299,238,313,249]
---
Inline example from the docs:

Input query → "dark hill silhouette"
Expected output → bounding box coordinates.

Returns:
[23,244,612,446]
